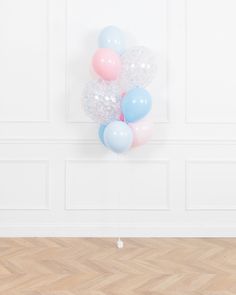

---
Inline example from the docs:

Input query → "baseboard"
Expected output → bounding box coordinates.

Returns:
[0,225,236,237]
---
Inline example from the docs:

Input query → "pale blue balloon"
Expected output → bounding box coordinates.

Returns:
[122,87,152,122]
[98,25,125,55]
[104,121,133,153]
[98,124,106,145]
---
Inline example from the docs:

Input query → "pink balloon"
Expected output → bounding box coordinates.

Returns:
[119,113,125,121]
[92,48,121,81]
[129,118,153,147]
[119,93,126,121]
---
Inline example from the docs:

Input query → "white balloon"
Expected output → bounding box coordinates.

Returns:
[83,80,122,124]
[120,46,157,91]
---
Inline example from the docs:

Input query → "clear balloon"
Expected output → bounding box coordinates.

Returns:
[120,46,157,91]
[92,48,121,81]
[83,80,122,124]
[122,87,152,122]
[129,118,153,147]
[98,25,125,55]
[104,121,133,153]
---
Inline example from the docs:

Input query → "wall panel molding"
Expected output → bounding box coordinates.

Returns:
[0,160,50,210]
[0,0,51,123]
[185,160,236,211]
[1,138,236,145]
[65,159,170,210]
[185,0,236,124]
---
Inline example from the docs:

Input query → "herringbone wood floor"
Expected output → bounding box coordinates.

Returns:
[0,238,236,294]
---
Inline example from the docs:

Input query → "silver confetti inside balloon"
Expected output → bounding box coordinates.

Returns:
[120,46,157,91]
[83,80,122,124]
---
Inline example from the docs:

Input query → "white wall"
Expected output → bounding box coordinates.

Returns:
[1,0,236,237]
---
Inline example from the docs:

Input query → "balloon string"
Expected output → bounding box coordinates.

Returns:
[117,151,120,240]
[116,153,124,248]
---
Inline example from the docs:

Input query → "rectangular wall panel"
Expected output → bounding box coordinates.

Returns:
[66,0,168,123]
[186,0,236,123]
[0,0,49,122]
[0,160,49,210]
[186,161,236,210]
[66,160,169,210]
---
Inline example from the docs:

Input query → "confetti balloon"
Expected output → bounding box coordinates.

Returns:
[83,80,122,124]
[120,46,157,91]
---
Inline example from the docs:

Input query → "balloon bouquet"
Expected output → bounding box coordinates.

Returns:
[83,26,157,153]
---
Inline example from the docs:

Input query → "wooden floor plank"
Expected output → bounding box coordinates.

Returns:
[0,238,235,294]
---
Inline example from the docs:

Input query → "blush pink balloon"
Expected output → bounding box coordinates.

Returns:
[129,118,153,147]
[92,48,121,81]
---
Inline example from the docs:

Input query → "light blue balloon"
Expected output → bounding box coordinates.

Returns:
[98,124,106,145]
[104,121,133,153]
[122,87,152,122]
[98,25,125,55]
